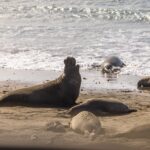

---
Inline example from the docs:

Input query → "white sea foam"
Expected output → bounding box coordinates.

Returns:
[0,5,150,22]
[0,0,150,76]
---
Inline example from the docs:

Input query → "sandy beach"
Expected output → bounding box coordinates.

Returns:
[0,0,150,149]
[0,68,150,150]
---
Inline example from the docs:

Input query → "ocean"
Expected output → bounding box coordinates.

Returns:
[0,0,150,76]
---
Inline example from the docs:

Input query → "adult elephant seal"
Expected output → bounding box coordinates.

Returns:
[0,57,81,107]
[70,111,102,138]
[101,56,126,74]
[68,99,137,116]
[137,77,150,90]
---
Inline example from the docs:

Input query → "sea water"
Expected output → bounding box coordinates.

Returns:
[0,0,150,76]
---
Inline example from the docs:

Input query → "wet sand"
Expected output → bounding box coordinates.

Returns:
[0,68,149,149]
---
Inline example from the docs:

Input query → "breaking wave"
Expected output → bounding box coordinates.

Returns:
[0,5,150,23]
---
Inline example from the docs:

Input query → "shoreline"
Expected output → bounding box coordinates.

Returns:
[0,68,142,91]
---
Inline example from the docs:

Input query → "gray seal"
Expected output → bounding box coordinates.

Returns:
[68,99,137,116]
[0,57,81,107]
[101,56,126,74]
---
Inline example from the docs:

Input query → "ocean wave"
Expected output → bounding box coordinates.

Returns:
[1,48,150,76]
[0,5,150,23]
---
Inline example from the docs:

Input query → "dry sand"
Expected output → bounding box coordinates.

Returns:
[0,69,149,149]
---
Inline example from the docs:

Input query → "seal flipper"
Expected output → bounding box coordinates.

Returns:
[0,94,17,106]
[126,109,137,113]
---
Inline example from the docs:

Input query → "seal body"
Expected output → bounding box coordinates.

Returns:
[137,77,150,90]
[68,99,137,116]
[101,56,126,74]
[70,111,101,135]
[0,57,81,107]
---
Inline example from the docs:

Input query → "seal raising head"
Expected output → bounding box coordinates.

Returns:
[0,57,81,107]
[101,56,126,74]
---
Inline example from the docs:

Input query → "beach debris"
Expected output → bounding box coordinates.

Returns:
[45,121,66,132]
[2,90,8,94]
[30,134,38,141]
[4,85,9,87]
[121,89,133,93]
[70,111,101,139]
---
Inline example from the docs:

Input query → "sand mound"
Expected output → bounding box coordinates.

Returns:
[116,124,150,139]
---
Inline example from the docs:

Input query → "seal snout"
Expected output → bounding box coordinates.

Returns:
[121,62,126,67]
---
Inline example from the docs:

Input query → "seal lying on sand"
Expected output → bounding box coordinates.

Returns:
[70,111,102,138]
[137,77,150,90]
[0,57,81,107]
[68,99,137,116]
[101,56,126,74]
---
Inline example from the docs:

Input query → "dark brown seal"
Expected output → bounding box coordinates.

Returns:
[68,99,137,116]
[137,77,150,90]
[0,57,81,107]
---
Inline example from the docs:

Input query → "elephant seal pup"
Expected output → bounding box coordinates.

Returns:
[0,57,81,107]
[137,77,150,90]
[68,99,137,116]
[70,111,101,138]
[101,56,126,74]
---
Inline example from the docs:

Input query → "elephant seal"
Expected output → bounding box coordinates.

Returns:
[70,111,101,138]
[101,56,126,74]
[137,77,150,90]
[68,99,137,116]
[0,57,81,107]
